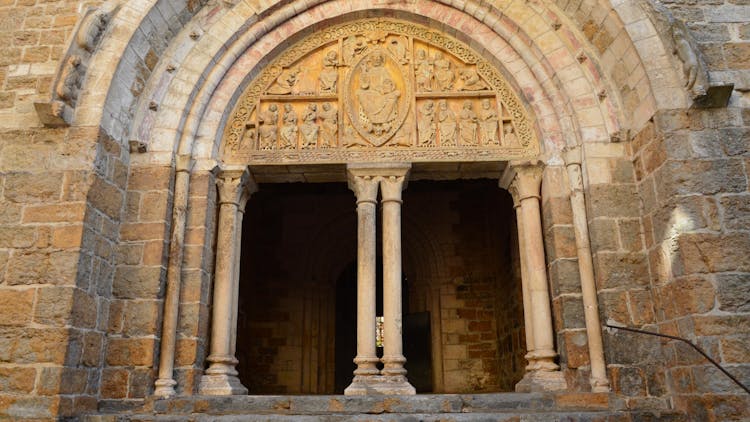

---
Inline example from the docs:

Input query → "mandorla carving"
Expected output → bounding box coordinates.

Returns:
[222,19,539,163]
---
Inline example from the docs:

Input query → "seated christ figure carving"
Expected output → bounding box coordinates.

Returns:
[356,51,401,136]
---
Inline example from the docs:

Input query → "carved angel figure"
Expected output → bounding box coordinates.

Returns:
[459,69,487,91]
[437,100,457,146]
[268,67,301,95]
[319,51,339,94]
[479,99,499,145]
[433,52,455,91]
[56,56,83,105]
[343,35,367,65]
[258,104,279,150]
[503,123,520,147]
[415,49,433,92]
[300,103,319,149]
[418,100,436,147]
[319,103,338,148]
[279,104,298,149]
[459,100,478,145]
[388,36,409,64]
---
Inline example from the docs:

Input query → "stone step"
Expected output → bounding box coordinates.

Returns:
[84,393,688,421]
[84,411,688,422]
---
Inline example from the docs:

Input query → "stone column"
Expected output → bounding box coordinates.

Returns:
[508,183,536,371]
[199,166,255,395]
[504,160,566,392]
[379,168,415,394]
[154,155,194,397]
[564,146,610,392]
[344,168,380,395]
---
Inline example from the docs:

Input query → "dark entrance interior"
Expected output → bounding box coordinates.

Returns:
[235,178,524,395]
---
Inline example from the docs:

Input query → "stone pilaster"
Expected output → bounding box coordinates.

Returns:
[564,146,610,392]
[199,166,256,395]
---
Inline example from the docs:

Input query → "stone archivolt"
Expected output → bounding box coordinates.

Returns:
[223,19,539,164]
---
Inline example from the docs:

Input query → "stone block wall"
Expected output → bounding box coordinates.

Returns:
[633,106,750,419]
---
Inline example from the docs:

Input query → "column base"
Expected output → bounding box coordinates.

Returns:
[153,378,177,397]
[344,375,416,395]
[515,370,567,393]
[198,374,248,396]
[590,376,611,393]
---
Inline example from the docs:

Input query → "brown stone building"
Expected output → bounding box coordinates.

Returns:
[0,0,748,420]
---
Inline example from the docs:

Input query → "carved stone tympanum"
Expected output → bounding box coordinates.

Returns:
[222,19,539,164]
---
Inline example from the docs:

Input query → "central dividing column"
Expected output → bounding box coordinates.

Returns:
[379,168,415,394]
[345,163,415,395]
[199,166,256,395]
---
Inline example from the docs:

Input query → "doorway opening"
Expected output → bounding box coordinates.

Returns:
[234,178,524,395]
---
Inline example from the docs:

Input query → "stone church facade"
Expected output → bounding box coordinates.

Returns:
[0,0,748,420]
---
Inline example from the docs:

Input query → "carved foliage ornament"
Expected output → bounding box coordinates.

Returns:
[222,19,540,164]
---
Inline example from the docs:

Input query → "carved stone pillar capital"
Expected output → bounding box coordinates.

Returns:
[508,183,522,209]
[215,166,257,210]
[510,160,545,201]
[175,155,195,174]
[563,146,584,192]
[380,174,408,203]
[347,173,379,204]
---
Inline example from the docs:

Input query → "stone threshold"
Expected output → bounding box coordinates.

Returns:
[92,392,685,418]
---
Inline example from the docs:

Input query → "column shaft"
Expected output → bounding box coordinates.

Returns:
[381,176,406,377]
[509,184,536,371]
[514,163,558,371]
[564,147,610,392]
[154,156,193,397]
[199,168,254,396]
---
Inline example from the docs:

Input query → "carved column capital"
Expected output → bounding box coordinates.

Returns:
[380,174,408,203]
[511,160,545,201]
[562,146,584,192]
[347,173,379,204]
[215,166,257,209]
[175,155,195,173]
[508,183,522,209]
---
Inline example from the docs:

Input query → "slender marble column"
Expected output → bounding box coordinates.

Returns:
[377,165,415,395]
[344,169,380,395]
[154,155,194,397]
[514,161,559,372]
[508,183,537,372]
[380,174,407,378]
[199,167,255,395]
[564,146,610,392]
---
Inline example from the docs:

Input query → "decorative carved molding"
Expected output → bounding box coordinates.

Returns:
[222,19,540,164]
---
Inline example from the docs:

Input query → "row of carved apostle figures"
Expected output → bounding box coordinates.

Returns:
[257,102,339,150]
[418,99,519,148]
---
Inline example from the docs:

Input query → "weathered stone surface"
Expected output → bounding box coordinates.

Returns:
[586,184,640,218]
[676,233,750,274]
[112,266,165,299]
[0,289,34,326]
[88,176,124,220]
[6,250,79,286]
[715,273,750,312]
[3,172,62,203]
[106,338,156,367]
[593,252,650,289]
